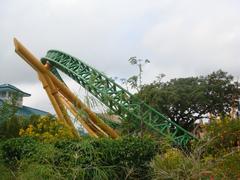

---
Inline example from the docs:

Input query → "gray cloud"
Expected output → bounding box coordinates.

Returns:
[1,0,240,112]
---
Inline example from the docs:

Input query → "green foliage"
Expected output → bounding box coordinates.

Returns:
[151,117,240,180]
[18,163,61,180]
[138,77,205,131]
[0,96,18,122]
[151,147,214,180]
[0,164,14,180]
[53,137,157,179]
[0,98,20,138]
[204,117,240,156]
[201,117,240,179]
[138,70,240,131]
[127,56,150,91]
[0,116,24,138]
[1,137,37,168]
[19,115,75,142]
[0,95,36,139]
[0,141,15,179]
[1,136,157,179]
[204,70,239,116]
[212,151,240,179]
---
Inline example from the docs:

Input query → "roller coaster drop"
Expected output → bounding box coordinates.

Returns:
[14,38,196,146]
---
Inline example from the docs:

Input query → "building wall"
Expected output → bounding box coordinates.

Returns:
[0,91,23,107]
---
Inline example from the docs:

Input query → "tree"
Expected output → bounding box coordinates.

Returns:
[138,70,240,131]
[0,95,21,138]
[126,57,150,92]
[204,70,239,117]
[0,96,18,123]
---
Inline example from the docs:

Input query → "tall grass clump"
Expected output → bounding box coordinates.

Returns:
[151,117,240,180]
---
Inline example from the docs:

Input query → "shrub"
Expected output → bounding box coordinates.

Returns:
[0,140,15,180]
[151,117,240,180]
[18,163,61,180]
[1,136,157,179]
[204,117,240,155]
[0,164,14,180]
[0,116,28,139]
[150,146,216,180]
[212,151,240,179]
[19,116,75,142]
[1,137,38,168]
[54,136,157,179]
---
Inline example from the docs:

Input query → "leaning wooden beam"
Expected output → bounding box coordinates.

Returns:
[38,72,80,138]
[44,63,107,138]
[14,38,119,139]
[43,73,80,138]
[38,72,65,122]
[60,95,101,138]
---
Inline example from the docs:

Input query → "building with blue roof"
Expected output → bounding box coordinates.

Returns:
[0,84,49,116]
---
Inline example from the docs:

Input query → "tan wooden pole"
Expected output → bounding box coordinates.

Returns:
[41,73,80,138]
[60,95,109,138]
[14,38,119,139]
[60,95,100,138]
[46,68,119,139]
[38,73,65,121]
[38,72,80,138]
[45,62,107,138]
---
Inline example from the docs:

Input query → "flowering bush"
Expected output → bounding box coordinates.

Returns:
[151,117,240,180]
[204,117,240,155]
[19,116,75,142]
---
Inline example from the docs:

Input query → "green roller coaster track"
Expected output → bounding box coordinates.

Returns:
[41,50,197,146]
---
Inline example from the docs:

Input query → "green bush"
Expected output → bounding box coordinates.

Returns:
[204,117,240,155]
[212,151,240,179]
[0,164,14,180]
[1,137,38,168]
[18,163,61,180]
[1,136,157,179]
[0,141,15,179]
[150,118,240,180]
[54,137,157,179]
[150,147,213,180]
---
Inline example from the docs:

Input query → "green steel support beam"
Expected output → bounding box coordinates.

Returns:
[41,50,197,146]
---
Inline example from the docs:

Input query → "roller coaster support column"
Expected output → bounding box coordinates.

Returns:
[38,73,65,121]
[44,63,106,138]
[48,75,119,138]
[14,38,119,139]
[59,95,100,138]
[38,72,80,138]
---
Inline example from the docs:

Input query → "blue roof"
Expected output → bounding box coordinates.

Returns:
[0,84,30,97]
[17,105,50,116]
[0,99,49,117]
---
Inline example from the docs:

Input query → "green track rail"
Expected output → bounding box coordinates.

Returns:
[41,50,196,146]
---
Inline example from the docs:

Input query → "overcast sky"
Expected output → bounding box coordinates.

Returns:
[1,0,240,113]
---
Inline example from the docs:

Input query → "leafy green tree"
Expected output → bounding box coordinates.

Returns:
[138,70,240,131]
[204,70,239,117]
[0,98,18,123]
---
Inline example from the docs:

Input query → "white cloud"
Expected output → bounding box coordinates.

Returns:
[1,0,240,112]
[142,0,240,78]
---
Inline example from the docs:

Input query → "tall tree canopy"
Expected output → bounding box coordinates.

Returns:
[137,70,240,131]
